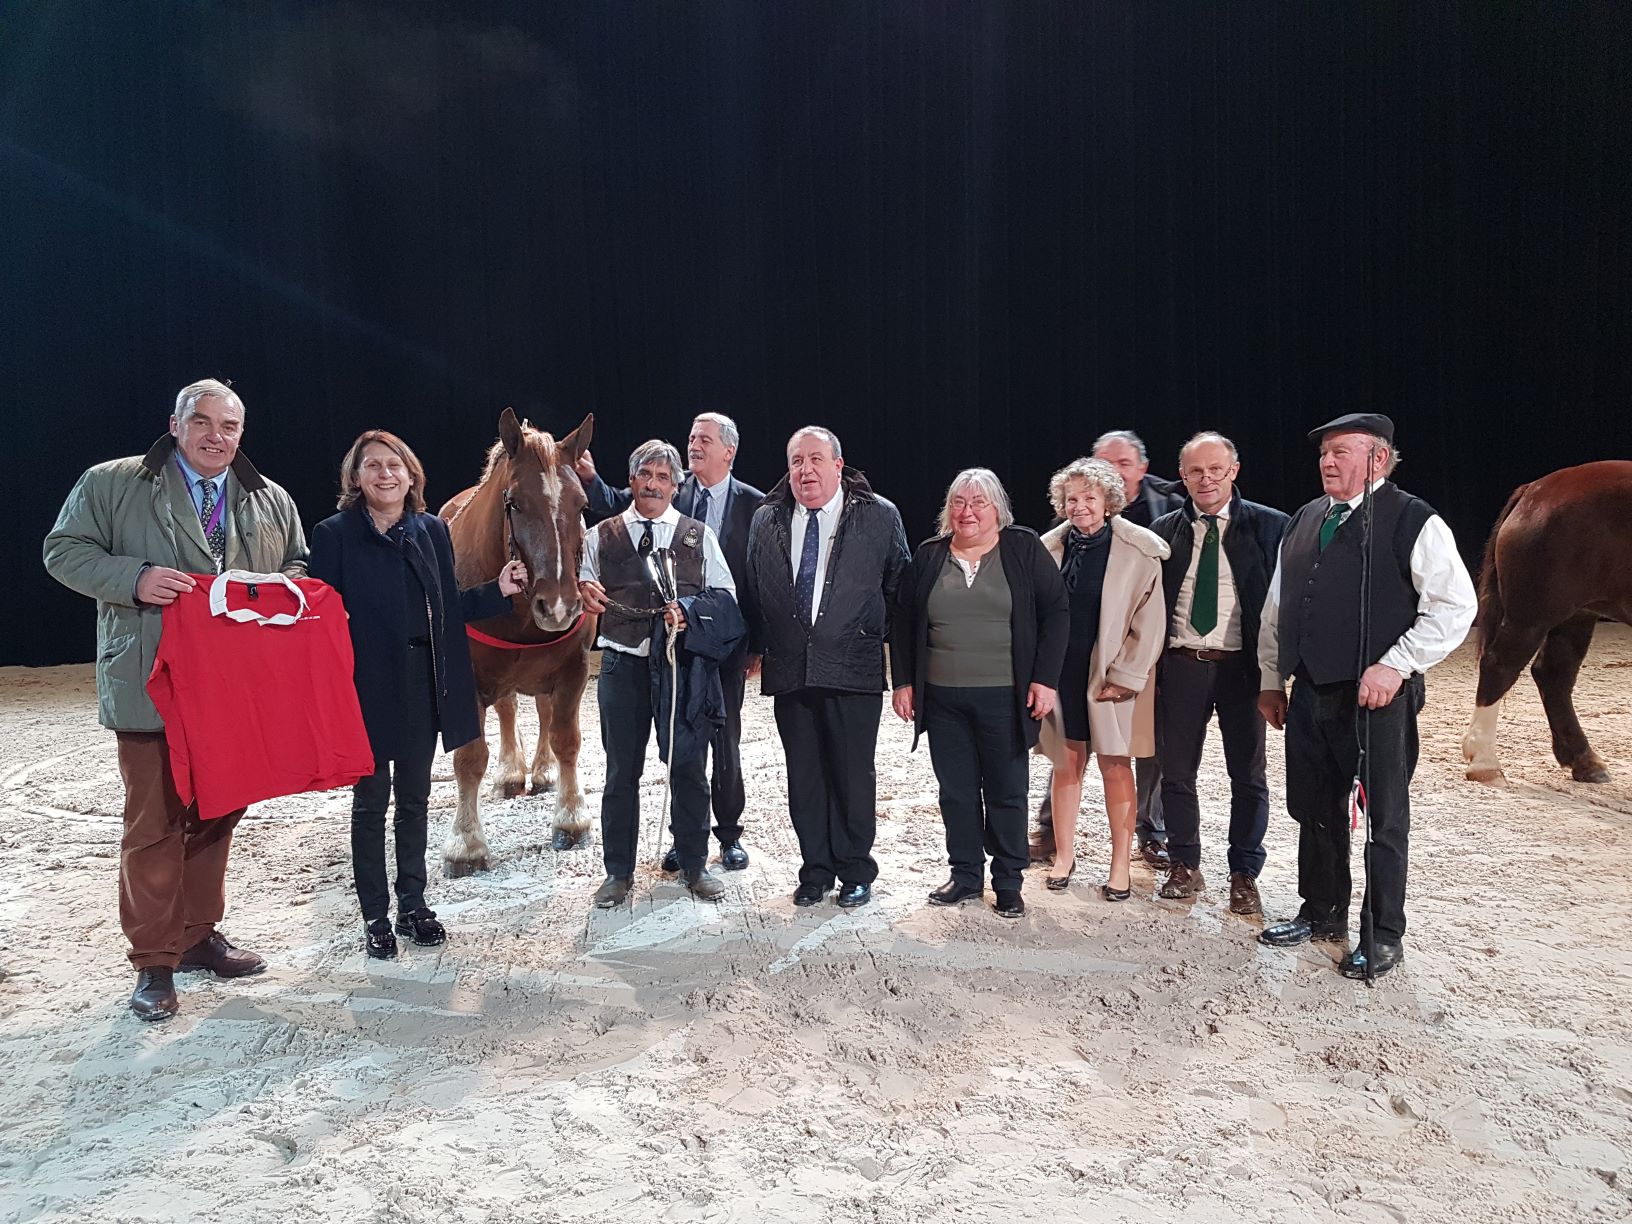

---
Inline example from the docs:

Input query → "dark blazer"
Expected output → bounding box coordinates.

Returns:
[583,470,765,586]
[309,505,511,760]
[1148,490,1289,660]
[743,468,911,696]
[1119,474,1188,529]
[889,527,1069,751]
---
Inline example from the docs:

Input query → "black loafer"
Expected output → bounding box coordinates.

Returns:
[1340,941,1405,979]
[130,967,178,1022]
[719,841,750,871]
[661,847,681,874]
[593,876,633,909]
[365,918,398,960]
[395,907,446,946]
[994,889,1025,918]
[928,879,983,906]
[1258,915,1348,947]
[793,882,828,907]
[835,883,872,909]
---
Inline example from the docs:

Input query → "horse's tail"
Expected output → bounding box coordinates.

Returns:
[1475,483,1527,656]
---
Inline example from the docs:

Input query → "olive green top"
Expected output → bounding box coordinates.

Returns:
[926,545,1013,687]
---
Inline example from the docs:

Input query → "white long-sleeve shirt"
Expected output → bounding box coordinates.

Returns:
[1257,486,1476,690]
[580,504,735,657]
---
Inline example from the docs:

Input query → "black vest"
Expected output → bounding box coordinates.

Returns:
[1277,483,1434,686]
[596,514,707,649]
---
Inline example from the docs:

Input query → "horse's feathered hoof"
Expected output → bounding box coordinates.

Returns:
[551,829,582,852]
[444,857,487,878]
[498,778,526,800]
[529,776,557,795]
[1465,766,1505,784]
[1573,762,1611,784]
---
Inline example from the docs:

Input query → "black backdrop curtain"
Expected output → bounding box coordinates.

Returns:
[4,2,1628,666]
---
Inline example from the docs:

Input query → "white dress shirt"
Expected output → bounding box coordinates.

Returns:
[1169,505,1243,651]
[694,473,731,540]
[580,504,736,656]
[1257,481,1477,689]
[789,485,844,622]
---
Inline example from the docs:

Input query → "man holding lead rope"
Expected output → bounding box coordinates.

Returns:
[578,439,743,909]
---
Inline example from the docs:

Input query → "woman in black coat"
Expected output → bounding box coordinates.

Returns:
[889,468,1069,918]
[308,430,526,959]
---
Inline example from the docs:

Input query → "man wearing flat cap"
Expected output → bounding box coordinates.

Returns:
[1255,414,1475,978]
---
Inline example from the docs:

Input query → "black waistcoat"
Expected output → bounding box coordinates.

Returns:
[597,514,707,649]
[1276,482,1434,685]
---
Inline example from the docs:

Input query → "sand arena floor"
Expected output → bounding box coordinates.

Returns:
[2,629,1631,1223]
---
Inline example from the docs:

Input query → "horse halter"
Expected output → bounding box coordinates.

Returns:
[502,486,521,563]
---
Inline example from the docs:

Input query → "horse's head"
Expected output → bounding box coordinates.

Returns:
[496,407,593,632]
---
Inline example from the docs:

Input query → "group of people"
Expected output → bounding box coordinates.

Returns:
[43,378,1476,1023]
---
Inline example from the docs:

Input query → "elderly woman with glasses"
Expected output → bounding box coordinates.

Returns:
[1037,457,1170,900]
[890,468,1069,918]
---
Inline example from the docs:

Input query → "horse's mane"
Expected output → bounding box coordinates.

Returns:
[476,423,559,485]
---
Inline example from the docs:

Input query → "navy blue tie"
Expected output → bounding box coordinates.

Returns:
[695,487,712,533]
[794,511,821,624]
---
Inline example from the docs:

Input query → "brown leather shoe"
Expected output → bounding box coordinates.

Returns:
[177,931,266,978]
[1159,863,1204,899]
[1228,872,1263,916]
[130,967,178,1022]
[1139,839,1170,870]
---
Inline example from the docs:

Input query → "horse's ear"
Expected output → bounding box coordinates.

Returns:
[498,408,524,456]
[558,413,594,462]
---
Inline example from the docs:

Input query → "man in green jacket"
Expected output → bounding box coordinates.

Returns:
[43,379,308,1021]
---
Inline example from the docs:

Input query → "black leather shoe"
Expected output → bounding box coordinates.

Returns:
[1340,941,1405,979]
[928,879,983,906]
[130,967,178,1021]
[719,841,750,871]
[684,867,726,901]
[178,931,267,977]
[395,907,446,946]
[994,889,1025,918]
[594,876,633,909]
[365,918,398,960]
[1258,915,1348,947]
[836,882,872,909]
[793,882,828,907]
[1139,839,1170,870]
[661,847,681,873]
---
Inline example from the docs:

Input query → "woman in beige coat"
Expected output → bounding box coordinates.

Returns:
[1038,458,1170,899]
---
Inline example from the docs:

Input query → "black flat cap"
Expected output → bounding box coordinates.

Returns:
[1308,413,1394,445]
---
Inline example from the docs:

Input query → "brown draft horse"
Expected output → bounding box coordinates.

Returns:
[1462,460,1632,784]
[439,409,596,875]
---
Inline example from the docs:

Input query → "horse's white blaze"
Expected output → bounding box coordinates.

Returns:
[1462,701,1503,776]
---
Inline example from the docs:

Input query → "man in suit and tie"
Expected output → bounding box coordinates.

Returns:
[576,413,766,870]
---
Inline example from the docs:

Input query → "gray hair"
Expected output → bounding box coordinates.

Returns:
[787,425,842,461]
[692,412,740,453]
[935,468,1015,536]
[1178,430,1240,469]
[1092,429,1147,463]
[1320,430,1402,478]
[174,378,244,424]
[627,438,683,480]
[1049,456,1128,517]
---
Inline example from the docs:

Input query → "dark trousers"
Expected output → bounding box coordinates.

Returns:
[599,648,711,879]
[1156,652,1269,876]
[1285,672,1424,942]
[925,685,1029,891]
[773,688,881,888]
[351,639,438,923]
[708,659,748,843]
[115,731,245,970]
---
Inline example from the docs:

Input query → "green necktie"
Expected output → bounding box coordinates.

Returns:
[1189,515,1219,635]
[1318,501,1350,551]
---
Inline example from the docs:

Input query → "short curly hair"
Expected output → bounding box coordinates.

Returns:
[1048,456,1127,518]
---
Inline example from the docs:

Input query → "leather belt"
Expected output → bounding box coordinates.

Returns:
[1168,646,1243,662]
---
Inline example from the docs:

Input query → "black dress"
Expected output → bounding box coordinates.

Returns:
[1056,523,1112,743]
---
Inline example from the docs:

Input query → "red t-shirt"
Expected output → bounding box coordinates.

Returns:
[147,572,376,819]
